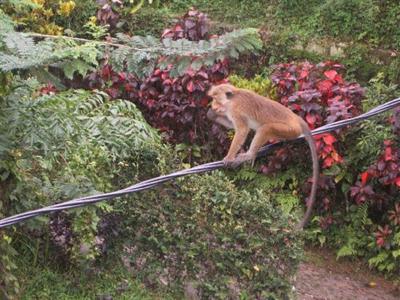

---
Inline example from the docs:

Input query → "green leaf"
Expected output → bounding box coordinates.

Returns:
[176,56,191,76]
[62,60,93,80]
[0,10,15,34]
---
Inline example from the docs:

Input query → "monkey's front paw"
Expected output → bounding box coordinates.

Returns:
[223,156,246,168]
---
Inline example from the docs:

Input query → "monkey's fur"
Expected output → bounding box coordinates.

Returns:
[207,84,319,229]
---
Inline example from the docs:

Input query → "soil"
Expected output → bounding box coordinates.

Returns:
[295,248,400,300]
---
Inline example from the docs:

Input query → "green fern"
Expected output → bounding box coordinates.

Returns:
[368,252,393,272]
[1,13,261,79]
[0,10,15,35]
[337,244,357,258]
[110,29,262,77]
[276,193,299,215]
[0,32,100,80]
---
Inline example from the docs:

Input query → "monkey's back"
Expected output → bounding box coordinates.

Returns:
[234,89,300,124]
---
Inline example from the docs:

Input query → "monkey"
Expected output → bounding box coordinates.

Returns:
[206,83,319,229]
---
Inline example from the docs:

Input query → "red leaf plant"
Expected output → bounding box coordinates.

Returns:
[374,225,392,248]
[270,61,364,169]
[39,83,57,95]
[388,203,400,226]
[266,61,364,226]
[350,141,400,207]
[86,9,231,157]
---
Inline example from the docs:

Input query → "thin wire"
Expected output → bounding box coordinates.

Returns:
[0,97,399,228]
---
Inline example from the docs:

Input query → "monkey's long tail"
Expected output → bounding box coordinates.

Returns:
[297,120,319,230]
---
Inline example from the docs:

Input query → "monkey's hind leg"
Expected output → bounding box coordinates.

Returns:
[234,125,274,167]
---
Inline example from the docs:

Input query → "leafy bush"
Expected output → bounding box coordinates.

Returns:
[246,62,400,276]
[116,171,303,299]
[300,74,400,275]
[88,9,243,160]
[95,0,157,30]
[317,0,378,39]
[1,7,260,87]
[347,119,400,273]
[161,8,209,41]
[0,77,169,296]
[229,74,277,99]
[17,262,159,299]
[267,61,364,177]
[3,0,96,35]
[273,0,400,49]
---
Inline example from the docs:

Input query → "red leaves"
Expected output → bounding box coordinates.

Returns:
[96,1,120,28]
[161,9,209,41]
[384,146,392,161]
[388,203,400,226]
[86,9,230,151]
[368,141,400,187]
[374,225,392,248]
[270,61,365,171]
[199,97,209,108]
[305,113,317,128]
[350,141,400,207]
[360,171,370,186]
[322,134,336,145]
[139,59,229,145]
[315,133,343,168]
[186,80,194,92]
[323,69,344,84]
[350,181,375,205]
[317,80,334,97]
[324,70,337,81]
[39,83,57,95]
[299,69,309,80]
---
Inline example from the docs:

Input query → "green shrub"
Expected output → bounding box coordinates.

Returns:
[117,171,303,299]
[0,78,170,296]
[3,0,97,35]
[273,0,400,49]
[17,260,160,299]
[229,74,277,99]
[317,0,378,40]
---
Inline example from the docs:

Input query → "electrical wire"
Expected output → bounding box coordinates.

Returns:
[0,97,399,228]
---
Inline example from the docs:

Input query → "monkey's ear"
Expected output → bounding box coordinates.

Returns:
[225,91,234,99]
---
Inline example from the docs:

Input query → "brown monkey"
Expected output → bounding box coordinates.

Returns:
[207,83,319,229]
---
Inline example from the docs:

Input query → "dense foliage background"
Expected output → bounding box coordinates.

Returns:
[1,0,399,298]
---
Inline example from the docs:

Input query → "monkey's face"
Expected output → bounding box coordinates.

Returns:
[207,84,234,116]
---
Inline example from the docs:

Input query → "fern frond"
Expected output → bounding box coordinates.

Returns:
[0,10,15,34]
[110,28,262,77]
[0,32,99,79]
[1,24,261,79]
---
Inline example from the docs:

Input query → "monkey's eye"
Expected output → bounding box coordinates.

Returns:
[225,91,233,99]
